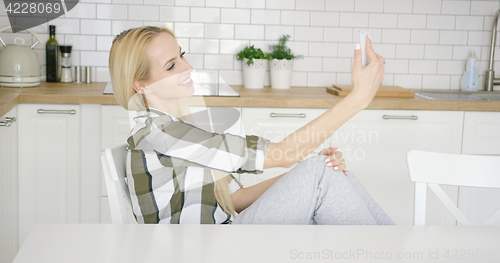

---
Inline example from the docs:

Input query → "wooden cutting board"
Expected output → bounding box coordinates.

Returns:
[327,85,415,98]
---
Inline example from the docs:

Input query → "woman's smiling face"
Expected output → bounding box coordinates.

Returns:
[137,32,194,102]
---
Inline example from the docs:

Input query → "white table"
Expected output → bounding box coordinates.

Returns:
[13,224,500,263]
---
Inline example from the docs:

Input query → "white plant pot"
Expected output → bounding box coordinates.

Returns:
[270,59,294,89]
[242,58,267,89]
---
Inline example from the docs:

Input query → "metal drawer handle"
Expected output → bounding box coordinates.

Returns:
[270,113,306,118]
[37,109,76,115]
[382,114,418,120]
[0,117,16,127]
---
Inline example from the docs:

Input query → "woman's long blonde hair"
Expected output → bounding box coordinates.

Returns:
[109,26,236,218]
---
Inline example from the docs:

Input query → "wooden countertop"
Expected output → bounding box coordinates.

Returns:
[2,82,500,117]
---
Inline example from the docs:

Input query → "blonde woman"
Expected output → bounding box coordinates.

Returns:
[109,26,393,225]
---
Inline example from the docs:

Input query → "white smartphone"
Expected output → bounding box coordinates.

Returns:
[359,30,369,66]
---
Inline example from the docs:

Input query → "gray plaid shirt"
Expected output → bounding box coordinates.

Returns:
[126,108,270,224]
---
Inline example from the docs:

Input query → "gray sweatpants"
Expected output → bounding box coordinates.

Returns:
[233,155,395,225]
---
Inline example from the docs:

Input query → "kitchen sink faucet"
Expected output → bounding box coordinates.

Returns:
[485,9,500,91]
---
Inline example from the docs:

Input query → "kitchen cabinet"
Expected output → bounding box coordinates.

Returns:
[333,110,464,226]
[458,112,500,226]
[17,104,81,246]
[0,107,18,263]
[240,107,330,187]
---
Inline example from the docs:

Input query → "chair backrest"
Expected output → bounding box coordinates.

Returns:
[406,150,500,226]
[101,144,131,224]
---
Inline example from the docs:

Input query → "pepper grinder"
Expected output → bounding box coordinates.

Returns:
[59,45,73,82]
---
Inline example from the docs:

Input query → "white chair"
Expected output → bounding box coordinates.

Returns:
[406,150,500,226]
[101,144,131,224]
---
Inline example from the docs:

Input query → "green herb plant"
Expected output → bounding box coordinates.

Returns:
[266,35,303,60]
[236,45,269,66]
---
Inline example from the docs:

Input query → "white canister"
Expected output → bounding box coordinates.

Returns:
[270,59,293,90]
[242,58,267,89]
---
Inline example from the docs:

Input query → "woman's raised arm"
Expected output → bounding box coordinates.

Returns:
[263,35,385,169]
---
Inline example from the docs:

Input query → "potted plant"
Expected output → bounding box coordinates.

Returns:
[236,45,268,89]
[266,35,302,90]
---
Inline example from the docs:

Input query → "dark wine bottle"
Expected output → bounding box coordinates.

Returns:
[46,25,59,82]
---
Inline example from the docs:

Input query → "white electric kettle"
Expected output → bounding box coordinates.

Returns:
[0,25,42,87]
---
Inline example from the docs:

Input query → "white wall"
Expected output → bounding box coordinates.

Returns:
[1,0,499,90]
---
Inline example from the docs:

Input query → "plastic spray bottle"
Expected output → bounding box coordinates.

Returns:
[460,52,479,92]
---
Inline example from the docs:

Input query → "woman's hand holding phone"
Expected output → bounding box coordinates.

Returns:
[348,31,385,109]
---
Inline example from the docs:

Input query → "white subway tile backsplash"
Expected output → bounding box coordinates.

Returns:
[383,0,412,14]
[396,44,425,59]
[293,57,323,72]
[7,0,493,90]
[144,0,174,5]
[324,28,353,42]
[394,74,422,89]
[96,36,114,51]
[413,0,441,14]
[374,44,396,59]
[206,0,235,8]
[455,16,484,31]
[221,9,250,24]
[281,11,310,26]
[65,3,96,19]
[470,1,499,16]
[80,51,110,66]
[190,39,219,54]
[65,35,96,50]
[236,0,265,9]
[382,29,410,44]
[369,14,398,28]
[323,58,352,73]
[427,15,455,30]
[340,13,369,28]
[51,18,81,34]
[294,27,323,41]
[398,15,426,29]
[111,20,142,36]
[291,72,308,86]
[235,25,265,39]
[355,0,383,13]
[422,75,451,90]
[411,30,440,45]
[220,40,250,54]
[205,24,234,39]
[453,46,481,60]
[384,59,409,74]
[410,60,437,74]
[307,72,336,87]
[266,0,295,10]
[424,45,453,60]
[442,1,470,15]
[128,5,159,21]
[309,42,337,57]
[219,70,243,85]
[437,60,463,75]
[191,8,220,23]
[160,7,190,22]
[325,0,354,11]
[175,23,204,38]
[296,0,325,11]
[310,12,339,27]
[265,26,295,40]
[251,10,280,25]
[192,69,219,84]
[439,30,468,45]
[97,4,128,20]
[81,20,111,35]
[174,0,205,7]
[204,54,234,69]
